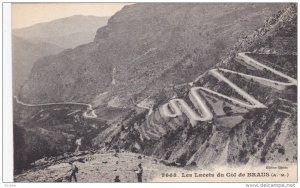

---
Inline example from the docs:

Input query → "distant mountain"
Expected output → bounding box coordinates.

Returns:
[13,15,109,95]
[12,35,64,95]
[13,4,297,174]
[19,3,287,105]
[13,15,109,49]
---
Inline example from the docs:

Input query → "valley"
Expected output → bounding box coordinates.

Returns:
[12,3,297,182]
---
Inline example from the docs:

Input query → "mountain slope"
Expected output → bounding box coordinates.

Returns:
[14,4,296,178]
[14,151,176,182]
[13,97,109,172]
[13,15,108,95]
[89,4,297,167]
[19,3,287,105]
[12,35,64,95]
[13,15,109,49]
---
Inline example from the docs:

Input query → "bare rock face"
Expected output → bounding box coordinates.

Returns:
[13,15,109,96]
[14,4,297,174]
[12,35,64,95]
[91,4,297,167]
[19,3,286,104]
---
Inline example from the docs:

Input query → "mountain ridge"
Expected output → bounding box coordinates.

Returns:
[12,35,64,95]
[88,4,297,167]
[13,15,109,49]
[19,3,287,105]
[13,4,297,178]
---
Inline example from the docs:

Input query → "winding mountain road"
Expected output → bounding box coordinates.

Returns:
[158,52,297,125]
[15,53,296,126]
[237,53,297,85]
[218,68,295,90]
[208,69,266,108]
[14,96,97,118]
[160,90,213,126]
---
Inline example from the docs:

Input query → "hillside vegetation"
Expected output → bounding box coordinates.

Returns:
[14,4,297,182]
[19,4,286,105]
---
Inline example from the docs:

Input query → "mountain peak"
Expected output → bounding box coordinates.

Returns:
[13,15,109,49]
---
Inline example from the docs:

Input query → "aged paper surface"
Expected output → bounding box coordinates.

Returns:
[10,3,297,183]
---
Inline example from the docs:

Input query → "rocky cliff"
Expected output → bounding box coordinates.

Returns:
[19,3,286,105]
[12,35,64,95]
[13,15,108,49]
[89,4,297,167]
[14,3,297,176]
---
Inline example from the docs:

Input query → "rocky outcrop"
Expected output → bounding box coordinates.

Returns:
[12,35,64,95]
[14,4,297,173]
[91,4,297,167]
[13,15,109,96]
[19,3,286,104]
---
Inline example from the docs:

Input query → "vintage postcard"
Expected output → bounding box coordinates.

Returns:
[5,2,298,184]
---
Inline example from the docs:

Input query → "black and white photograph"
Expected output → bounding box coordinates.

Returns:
[2,1,298,185]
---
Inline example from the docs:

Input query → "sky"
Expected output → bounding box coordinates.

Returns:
[12,3,133,29]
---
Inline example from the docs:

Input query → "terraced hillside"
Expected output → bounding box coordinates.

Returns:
[14,4,297,181]
[99,52,296,166]
[19,3,287,104]
[91,5,297,167]
[245,53,297,79]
